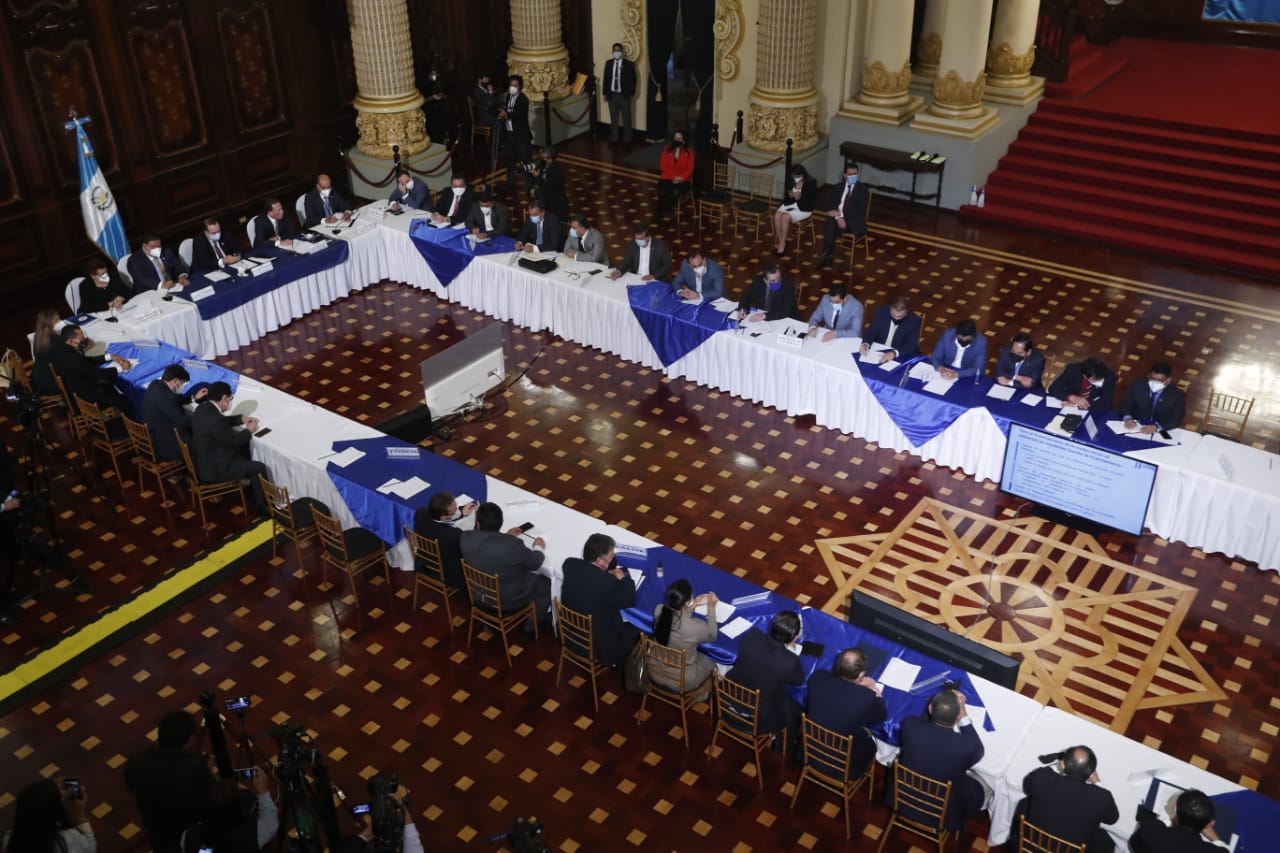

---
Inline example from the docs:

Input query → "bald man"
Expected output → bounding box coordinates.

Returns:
[301,173,352,228]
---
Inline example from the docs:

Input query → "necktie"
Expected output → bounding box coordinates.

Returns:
[886,321,897,348]
[839,185,850,211]
[272,218,279,236]
[831,307,841,329]
[323,195,332,217]
[153,256,164,281]
[536,222,542,245]
[213,240,224,259]
[448,195,459,217]
[613,60,620,91]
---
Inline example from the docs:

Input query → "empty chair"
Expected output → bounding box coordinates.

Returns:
[709,674,776,791]
[876,763,953,853]
[178,238,194,268]
[790,715,876,840]
[553,598,611,712]
[1200,388,1254,442]
[462,560,537,669]
[175,428,247,529]
[311,507,391,613]
[733,169,774,241]
[76,395,132,486]
[261,477,328,566]
[403,525,459,628]
[51,367,90,452]
[696,161,732,237]
[293,195,307,227]
[65,278,84,313]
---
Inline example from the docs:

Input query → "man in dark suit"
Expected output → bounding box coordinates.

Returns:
[127,234,189,292]
[930,319,989,380]
[806,648,886,779]
[142,364,208,462]
[995,333,1046,390]
[736,263,798,322]
[412,491,477,590]
[471,74,499,129]
[1014,746,1119,852]
[602,42,637,143]
[806,283,863,341]
[817,162,870,267]
[861,296,923,363]
[430,175,476,226]
[123,709,217,853]
[1047,357,1118,412]
[559,533,640,668]
[251,198,299,249]
[388,169,431,212]
[423,65,449,144]
[465,192,510,239]
[190,381,268,510]
[50,324,129,411]
[459,502,551,629]
[189,218,243,276]
[1120,360,1186,434]
[895,688,985,832]
[1131,788,1228,853]
[514,202,562,253]
[78,259,133,313]
[726,611,805,737]
[301,173,352,229]
[531,146,570,219]
[497,75,532,191]
[609,224,673,281]
[671,250,725,302]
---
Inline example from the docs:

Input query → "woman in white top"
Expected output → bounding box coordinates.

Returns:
[773,164,818,256]
[4,778,96,853]
[651,579,719,694]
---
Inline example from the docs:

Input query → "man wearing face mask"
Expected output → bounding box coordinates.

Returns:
[671,249,724,302]
[1120,361,1186,435]
[560,533,641,668]
[412,491,478,591]
[191,381,270,512]
[930,318,989,380]
[301,174,351,229]
[531,146,570,218]
[656,130,694,217]
[736,263,798,322]
[471,74,499,129]
[497,76,532,192]
[78,260,133,313]
[562,214,609,265]
[432,175,476,226]
[465,191,510,239]
[861,296,922,363]
[127,234,189,292]
[1048,356,1118,411]
[514,201,562,253]
[189,218,243,275]
[389,169,431,212]
[816,162,869,268]
[423,65,449,145]
[609,224,672,281]
[806,283,863,341]
[602,42,636,144]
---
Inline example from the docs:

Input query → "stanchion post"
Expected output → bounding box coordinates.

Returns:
[392,144,401,172]
[735,110,744,145]
[543,90,553,148]
[785,138,793,182]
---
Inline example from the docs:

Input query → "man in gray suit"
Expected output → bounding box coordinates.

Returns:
[806,283,863,341]
[563,214,609,265]
[459,502,551,630]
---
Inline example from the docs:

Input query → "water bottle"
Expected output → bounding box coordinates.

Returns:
[656,561,664,580]
[977,188,986,208]
[969,186,978,206]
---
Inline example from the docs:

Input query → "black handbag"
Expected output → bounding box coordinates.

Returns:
[622,639,649,694]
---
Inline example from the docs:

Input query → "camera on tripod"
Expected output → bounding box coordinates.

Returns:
[503,816,550,853]
[5,389,43,428]
[512,160,540,175]
[367,771,405,853]
[271,721,313,776]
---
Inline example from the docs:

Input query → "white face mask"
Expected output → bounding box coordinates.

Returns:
[635,238,648,248]
[480,206,492,214]
[690,264,703,274]
[402,180,413,191]
[95,273,109,283]
[147,247,161,258]
[509,86,519,96]
[319,188,330,197]
[529,215,542,224]
[1148,379,1166,394]
[1090,378,1105,388]
[613,51,622,60]
[208,231,221,242]
[452,187,465,196]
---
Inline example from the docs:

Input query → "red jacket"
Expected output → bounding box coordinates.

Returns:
[659,147,694,182]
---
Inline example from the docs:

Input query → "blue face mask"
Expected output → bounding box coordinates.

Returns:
[529,215,542,224]
[767,279,782,292]
[635,239,648,248]
[846,175,858,186]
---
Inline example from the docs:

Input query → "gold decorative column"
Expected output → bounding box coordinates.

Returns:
[912,0,999,138]
[984,0,1045,105]
[507,0,570,99]
[746,0,819,153]
[841,0,924,125]
[349,0,429,157]
[912,0,949,87]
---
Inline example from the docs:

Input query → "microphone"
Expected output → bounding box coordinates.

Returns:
[897,354,927,388]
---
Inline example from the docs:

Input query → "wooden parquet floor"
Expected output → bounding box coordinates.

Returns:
[2,143,1279,850]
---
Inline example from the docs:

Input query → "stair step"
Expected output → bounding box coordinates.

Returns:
[1036,100,1280,148]
[1019,123,1280,175]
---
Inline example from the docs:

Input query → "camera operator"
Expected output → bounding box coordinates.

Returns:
[179,770,277,853]
[0,437,21,624]
[528,147,569,219]
[3,777,95,853]
[123,709,217,853]
[338,785,423,853]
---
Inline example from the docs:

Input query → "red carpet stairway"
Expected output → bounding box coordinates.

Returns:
[963,99,1280,280]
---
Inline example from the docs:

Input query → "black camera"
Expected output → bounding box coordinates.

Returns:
[6,390,43,428]
[368,771,404,853]
[504,817,550,853]
[513,160,540,175]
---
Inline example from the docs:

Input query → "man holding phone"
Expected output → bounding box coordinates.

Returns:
[459,502,551,632]
[191,381,271,513]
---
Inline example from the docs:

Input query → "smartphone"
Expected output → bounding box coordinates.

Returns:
[1159,429,1172,440]
[234,767,257,780]
[254,428,272,437]
[799,641,825,658]
[224,695,250,711]
[63,777,82,800]
[351,803,371,816]
[518,521,534,532]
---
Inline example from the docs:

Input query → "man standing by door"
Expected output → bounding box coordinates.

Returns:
[603,42,636,144]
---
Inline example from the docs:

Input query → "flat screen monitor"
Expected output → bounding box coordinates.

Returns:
[1000,421,1157,536]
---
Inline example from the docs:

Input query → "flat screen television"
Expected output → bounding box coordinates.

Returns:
[999,421,1157,537]
[847,592,1021,690]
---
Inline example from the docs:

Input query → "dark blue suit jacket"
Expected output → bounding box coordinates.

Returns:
[896,714,985,830]
[671,258,725,301]
[1119,380,1186,430]
[1020,765,1119,850]
[725,628,805,734]
[251,213,299,249]
[806,670,885,776]
[389,179,431,211]
[142,379,194,461]
[126,248,187,291]
[559,557,640,667]
[930,328,989,378]
[864,305,922,360]
[302,187,352,228]
[994,345,1046,389]
[411,511,465,590]
[1047,362,1118,411]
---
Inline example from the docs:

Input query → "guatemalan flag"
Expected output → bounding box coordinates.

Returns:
[72,121,128,262]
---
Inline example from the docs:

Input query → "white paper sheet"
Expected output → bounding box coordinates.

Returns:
[695,600,737,623]
[923,376,957,395]
[879,658,922,692]
[1020,393,1044,407]
[720,617,753,639]
[190,288,214,301]
[204,270,231,282]
[627,567,645,592]
[986,384,1016,401]
[327,447,366,468]
[388,476,429,499]
[1045,395,1063,408]
[878,359,901,371]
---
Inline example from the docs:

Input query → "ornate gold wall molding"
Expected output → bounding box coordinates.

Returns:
[354,109,428,158]
[714,0,744,81]
[618,0,643,62]
[932,68,985,106]
[508,56,571,98]
[986,40,1035,77]
[918,31,943,67]
[861,58,911,96]
[746,102,817,152]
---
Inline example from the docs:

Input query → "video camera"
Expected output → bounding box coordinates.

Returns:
[512,160,541,175]
[4,389,43,429]
[502,817,550,853]
[367,771,404,853]
[271,721,314,777]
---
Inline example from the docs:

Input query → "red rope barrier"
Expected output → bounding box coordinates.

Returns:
[341,150,398,188]
[551,98,593,125]
[401,144,458,178]
[713,144,784,170]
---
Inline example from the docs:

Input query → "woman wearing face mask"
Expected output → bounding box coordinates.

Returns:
[656,129,695,218]
[651,579,718,698]
[77,261,132,314]
[772,164,816,256]
[30,307,63,396]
